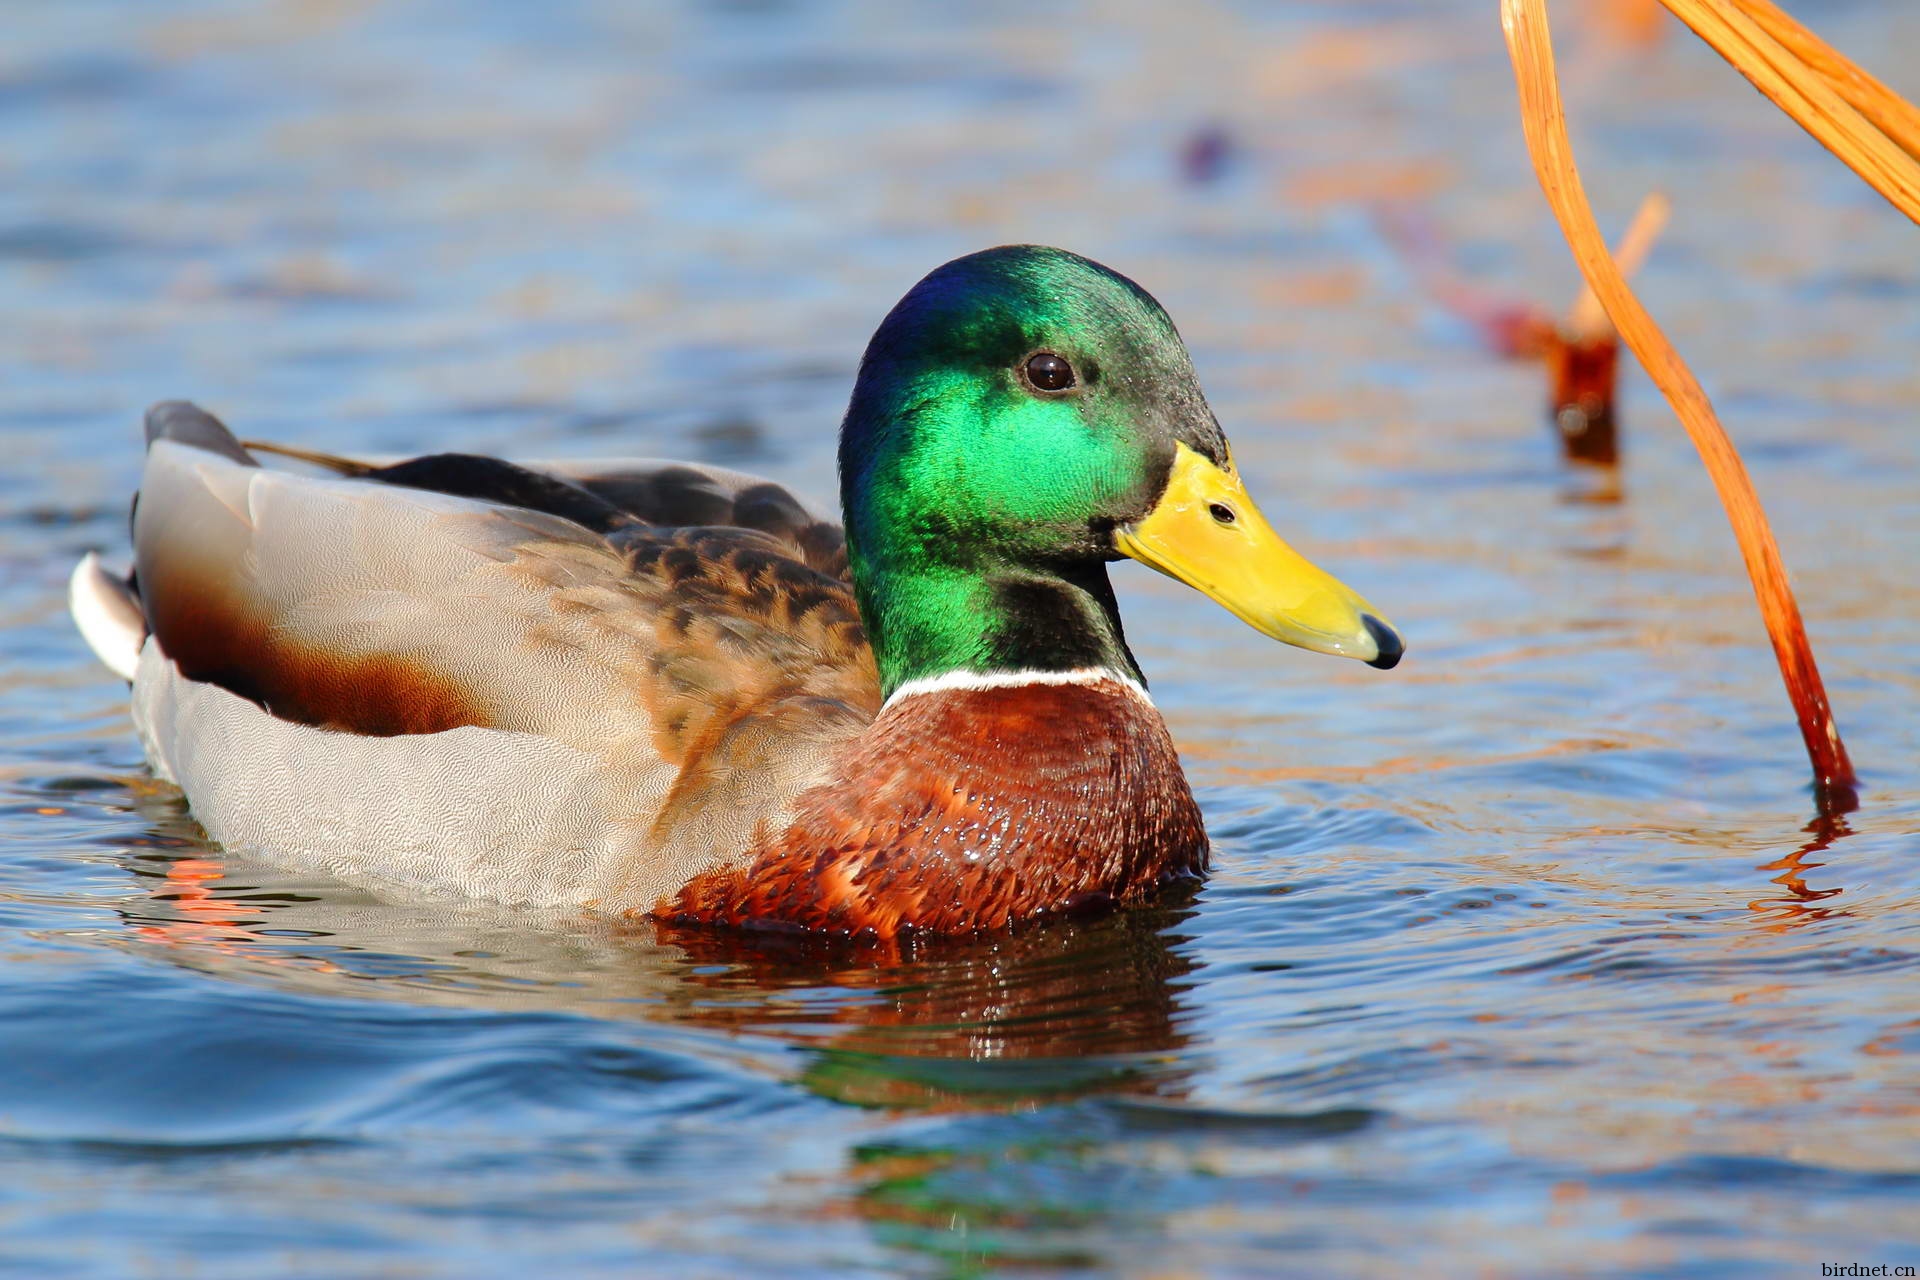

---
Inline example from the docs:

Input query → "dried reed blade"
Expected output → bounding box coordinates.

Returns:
[1731,0,1920,165]
[1565,190,1670,339]
[1656,0,1920,224]
[1502,0,1857,807]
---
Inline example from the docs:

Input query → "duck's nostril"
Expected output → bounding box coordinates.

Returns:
[1361,613,1404,670]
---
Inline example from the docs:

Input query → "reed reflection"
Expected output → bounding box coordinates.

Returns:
[1748,806,1853,931]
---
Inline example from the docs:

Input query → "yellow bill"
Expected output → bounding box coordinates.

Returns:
[1116,442,1403,669]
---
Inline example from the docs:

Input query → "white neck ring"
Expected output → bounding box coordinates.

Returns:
[881,666,1150,711]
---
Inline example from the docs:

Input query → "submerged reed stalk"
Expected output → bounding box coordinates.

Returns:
[1565,191,1668,341]
[1375,193,1666,467]
[1556,191,1669,468]
[1501,0,1857,808]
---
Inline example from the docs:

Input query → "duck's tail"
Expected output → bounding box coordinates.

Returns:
[70,551,145,681]
[71,402,254,682]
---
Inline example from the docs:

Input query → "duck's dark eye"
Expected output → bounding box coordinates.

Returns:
[1024,352,1075,392]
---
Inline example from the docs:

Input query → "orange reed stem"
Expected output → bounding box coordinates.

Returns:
[1502,0,1856,809]
[1654,0,1920,224]
[1731,0,1920,164]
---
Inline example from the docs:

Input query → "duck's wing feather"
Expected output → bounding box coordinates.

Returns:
[128,403,878,904]
[140,406,877,745]
[538,457,847,579]
[244,440,848,578]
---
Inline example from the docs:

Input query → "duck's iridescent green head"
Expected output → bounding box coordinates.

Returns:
[839,245,1400,697]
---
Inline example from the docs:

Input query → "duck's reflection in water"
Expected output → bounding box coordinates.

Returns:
[110,801,1204,1112]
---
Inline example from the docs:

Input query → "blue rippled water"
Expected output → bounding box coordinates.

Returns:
[3,1,1919,1276]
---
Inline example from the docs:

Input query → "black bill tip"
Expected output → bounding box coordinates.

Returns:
[1361,613,1404,670]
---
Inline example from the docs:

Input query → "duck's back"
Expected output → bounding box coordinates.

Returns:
[115,404,880,910]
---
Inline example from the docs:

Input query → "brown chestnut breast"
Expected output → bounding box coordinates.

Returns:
[666,677,1208,936]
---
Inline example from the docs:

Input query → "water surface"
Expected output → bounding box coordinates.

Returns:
[3,1,1919,1275]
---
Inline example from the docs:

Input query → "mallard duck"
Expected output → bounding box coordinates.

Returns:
[70,246,1401,937]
